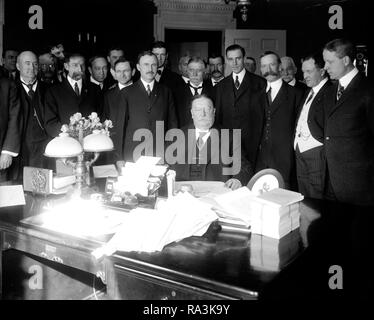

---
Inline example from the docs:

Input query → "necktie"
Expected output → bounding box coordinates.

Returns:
[189,83,202,96]
[197,131,208,150]
[267,87,272,105]
[147,84,151,96]
[234,75,240,89]
[22,81,35,99]
[336,82,344,101]
[305,89,315,104]
[74,82,80,96]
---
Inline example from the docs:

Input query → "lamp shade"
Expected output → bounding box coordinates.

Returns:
[83,130,114,152]
[45,133,83,158]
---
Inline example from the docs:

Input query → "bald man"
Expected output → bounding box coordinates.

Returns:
[16,51,50,173]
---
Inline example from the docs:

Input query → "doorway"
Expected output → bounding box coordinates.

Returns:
[165,29,222,73]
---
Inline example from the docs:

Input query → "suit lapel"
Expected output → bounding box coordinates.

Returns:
[328,73,362,117]
[271,82,288,114]
[235,72,251,100]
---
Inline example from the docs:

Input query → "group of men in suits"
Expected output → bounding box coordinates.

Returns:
[0,38,373,205]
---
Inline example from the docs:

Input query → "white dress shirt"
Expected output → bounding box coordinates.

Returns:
[20,76,38,93]
[118,81,133,90]
[140,78,155,92]
[294,78,328,153]
[288,78,296,86]
[232,68,246,86]
[195,128,211,147]
[339,67,359,89]
[67,76,82,94]
[266,78,283,102]
[182,76,189,84]
[189,82,203,96]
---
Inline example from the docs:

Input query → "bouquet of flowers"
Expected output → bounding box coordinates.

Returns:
[60,112,113,142]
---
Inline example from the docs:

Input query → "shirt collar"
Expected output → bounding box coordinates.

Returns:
[140,78,155,91]
[266,77,283,91]
[20,76,38,91]
[311,77,328,95]
[232,68,246,84]
[211,77,223,86]
[288,78,296,86]
[339,67,359,89]
[195,127,211,142]
[90,76,103,87]
[118,81,133,90]
[182,75,189,83]
[67,76,82,91]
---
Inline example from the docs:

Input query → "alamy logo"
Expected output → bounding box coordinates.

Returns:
[28,5,43,30]
[28,265,43,290]
[132,121,242,176]
[328,265,343,290]
[328,5,343,30]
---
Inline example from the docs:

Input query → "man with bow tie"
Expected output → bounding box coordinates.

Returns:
[44,53,101,137]
[14,51,51,174]
[322,38,374,206]
[174,57,214,128]
[168,94,252,190]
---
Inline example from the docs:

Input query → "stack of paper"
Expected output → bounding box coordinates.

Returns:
[250,230,301,271]
[92,192,218,258]
[250,188,304,239]
[202,187,256,231]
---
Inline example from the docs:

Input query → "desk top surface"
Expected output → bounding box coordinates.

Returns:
[0,191,323,298]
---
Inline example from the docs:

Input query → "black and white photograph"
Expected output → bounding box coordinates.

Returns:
[0,0,373,310]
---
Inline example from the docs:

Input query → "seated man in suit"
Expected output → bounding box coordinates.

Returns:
[44,53,101,137]
[168,94,252,190]
[174,56,214,128]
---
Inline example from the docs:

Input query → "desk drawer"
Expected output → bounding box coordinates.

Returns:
[113,264,236,300]
[3,231,105,280]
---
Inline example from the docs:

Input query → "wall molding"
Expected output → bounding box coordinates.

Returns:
[152,0,236,41]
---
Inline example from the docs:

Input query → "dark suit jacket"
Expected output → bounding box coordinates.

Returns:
[323,72,374,205]
[252,81,302,188]
[44,78,101,137]
[17,80,50,169]
[118,80,178,162]
[215,70,266,166]
[0,78,21,154]
[294,79,332,198]
[174,79,215,128]
[102,84,128,163]
[158,68,180,93]
[169,124,252,185]
[0,78,21,180]
[293,80,308,95]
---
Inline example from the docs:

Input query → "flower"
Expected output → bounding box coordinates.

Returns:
[60,112,113,140]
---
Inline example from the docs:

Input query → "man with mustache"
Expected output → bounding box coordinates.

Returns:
[251,51,302,189]
[115,51,177,162]
[208,53,225,87]
[174,57,214,128]
[215,44,266,170]
[44,53,101,137]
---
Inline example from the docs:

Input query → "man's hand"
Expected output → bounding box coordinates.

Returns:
[225,178,242,190]
[0,153,13,170]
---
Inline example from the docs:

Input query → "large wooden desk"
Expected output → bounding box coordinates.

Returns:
[0,192,320,300]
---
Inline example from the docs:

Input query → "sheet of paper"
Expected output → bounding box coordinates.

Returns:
[93,164,118,178]
[256,188,304,207]
[0,185,26,207]
[175,181,231,197]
